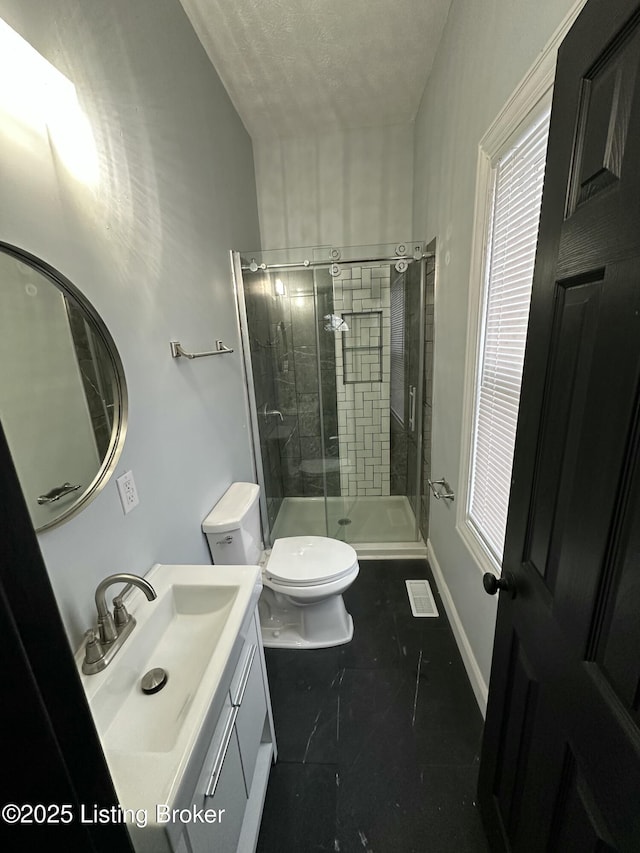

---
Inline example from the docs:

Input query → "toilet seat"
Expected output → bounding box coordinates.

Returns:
[266,536,358,587]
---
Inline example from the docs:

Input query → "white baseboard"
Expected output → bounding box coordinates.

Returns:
[427,539,488,717]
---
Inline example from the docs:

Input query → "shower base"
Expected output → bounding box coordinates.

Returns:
[270,496,427,558]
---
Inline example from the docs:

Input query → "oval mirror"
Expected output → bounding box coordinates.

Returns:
[0,242,127,531]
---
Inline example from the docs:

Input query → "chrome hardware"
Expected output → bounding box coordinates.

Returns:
[330,248,341,260]
[83,629,103,665]
[395,243,407,255]
[112,593,131,629]
[82,573,157,675]
[408,385,417,431]
[395,259,408,273]
[240,248,435,273]
[170,340,233,359]
[37,482,82,504]
[232,645,257,706]
[324,313,349,332]
[205,705,239,798]
[428,478,455,502]
[141,667,168,694]
[330,263,341,277]
[260,403,284,421]
[217,535,233,545]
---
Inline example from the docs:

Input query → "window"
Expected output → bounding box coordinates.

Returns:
[465,103,551,569]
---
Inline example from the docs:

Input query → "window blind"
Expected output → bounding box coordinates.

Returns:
[390,270,405,423]
[468,109,551,565]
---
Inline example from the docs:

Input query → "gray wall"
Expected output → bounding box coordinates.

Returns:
[412,0,583,696]
[0,0,261,649]
[253,125,414,250]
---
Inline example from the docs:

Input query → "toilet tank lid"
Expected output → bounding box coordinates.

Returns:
[202,482,260,533]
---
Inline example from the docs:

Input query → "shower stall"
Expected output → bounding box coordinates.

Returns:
[233,241,436,556]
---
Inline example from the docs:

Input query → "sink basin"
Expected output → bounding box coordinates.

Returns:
[79,563,262,816]
[102,584,237,754]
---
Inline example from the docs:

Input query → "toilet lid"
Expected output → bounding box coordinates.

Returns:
[267,536,358,585]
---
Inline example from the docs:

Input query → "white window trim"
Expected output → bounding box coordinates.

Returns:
[456,0,587,578]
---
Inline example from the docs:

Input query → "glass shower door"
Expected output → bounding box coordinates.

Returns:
[235,242,429,550]
[319,254,425,544]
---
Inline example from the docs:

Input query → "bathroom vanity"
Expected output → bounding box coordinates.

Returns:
[78,563,276,853]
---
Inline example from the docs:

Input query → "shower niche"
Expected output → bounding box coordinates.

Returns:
[233,241,435,555]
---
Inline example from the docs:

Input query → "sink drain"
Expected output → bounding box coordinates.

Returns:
[338,517,352,526]
[141,667,168,694]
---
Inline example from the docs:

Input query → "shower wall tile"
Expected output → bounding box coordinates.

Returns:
[279,431,300,458]
[298,410,321,436]
[333,265,391,497]
[302,473,325,496]
[282,467,304,496]
[300,436,323,460]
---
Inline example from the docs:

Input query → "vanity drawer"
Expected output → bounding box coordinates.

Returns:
[230,615,267,795]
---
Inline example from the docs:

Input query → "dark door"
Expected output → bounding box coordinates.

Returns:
[478,1,640,850]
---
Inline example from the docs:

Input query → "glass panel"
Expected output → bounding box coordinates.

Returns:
[240,268,285,539]
[241,260,331,543]
[238,242,429,548]
[420,243,437,543]
[405,261,422,532]
[322,258,421,544]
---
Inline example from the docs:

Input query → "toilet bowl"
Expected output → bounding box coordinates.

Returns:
[202,483,359,649]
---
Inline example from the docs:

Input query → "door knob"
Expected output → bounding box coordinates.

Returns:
[483,572,516,597]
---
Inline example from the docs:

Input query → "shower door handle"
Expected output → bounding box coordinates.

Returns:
[408,385,417,432]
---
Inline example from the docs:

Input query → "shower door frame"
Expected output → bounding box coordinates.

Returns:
[231,246,431,553]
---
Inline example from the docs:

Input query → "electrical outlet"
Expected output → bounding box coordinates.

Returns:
[116,470,139,514]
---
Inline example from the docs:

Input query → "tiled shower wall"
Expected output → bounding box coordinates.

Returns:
[333,266,391,497]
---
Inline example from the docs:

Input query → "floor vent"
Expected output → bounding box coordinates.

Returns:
[405,580,439,618]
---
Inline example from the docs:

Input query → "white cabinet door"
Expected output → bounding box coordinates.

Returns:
[232,627,268,795]
[187,695,247,853]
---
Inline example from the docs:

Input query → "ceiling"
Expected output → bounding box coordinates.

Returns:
[179,0,453,139]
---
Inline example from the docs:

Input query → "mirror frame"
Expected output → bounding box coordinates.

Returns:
[0,241,128,532]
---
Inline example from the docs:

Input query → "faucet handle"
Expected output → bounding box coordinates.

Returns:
[83,629,104,665]
[97,611,118,644]
[113,595,131,629]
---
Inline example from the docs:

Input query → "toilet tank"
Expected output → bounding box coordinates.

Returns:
[202,482,262,565]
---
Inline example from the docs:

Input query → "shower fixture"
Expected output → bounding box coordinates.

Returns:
[324,314,349,332]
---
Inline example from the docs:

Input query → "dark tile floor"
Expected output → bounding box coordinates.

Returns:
[256,559,490,853]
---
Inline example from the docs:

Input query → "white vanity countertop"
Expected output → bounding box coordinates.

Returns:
[78,563,262,826]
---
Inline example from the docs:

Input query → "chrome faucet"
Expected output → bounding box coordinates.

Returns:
[260,403,284,422]
[82,573,157,675]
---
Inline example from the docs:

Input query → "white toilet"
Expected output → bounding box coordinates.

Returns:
[202,482,359,649]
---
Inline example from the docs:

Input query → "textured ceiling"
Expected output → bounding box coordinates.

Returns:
[179,0,453,139]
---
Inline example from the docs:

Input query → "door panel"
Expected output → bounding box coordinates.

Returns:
[478,1,640,850]
[548,750,617,853]
[527,276,603,584]
[492,635,539,841]
[595,409,640,721]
